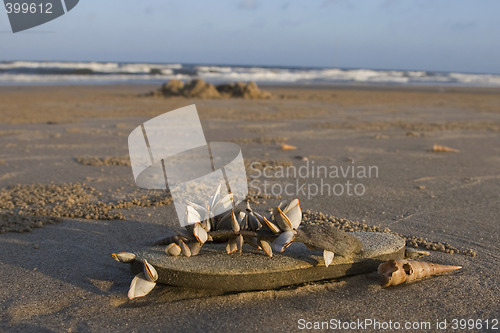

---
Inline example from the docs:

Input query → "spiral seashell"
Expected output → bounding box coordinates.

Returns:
[432,144,459,153]
[378,259,461,287]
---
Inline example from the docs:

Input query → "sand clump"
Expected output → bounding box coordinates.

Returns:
[244,159,293,170]
[216,81,272,99]
[235,137,288,145]
[316,120,500,132]
[151,79,272,99]
[0,183,172,233]
[76,156,131,166]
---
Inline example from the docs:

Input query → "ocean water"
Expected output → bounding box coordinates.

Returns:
[1,61,500,87]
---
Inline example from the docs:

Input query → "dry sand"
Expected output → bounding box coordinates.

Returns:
[0,84,499,332]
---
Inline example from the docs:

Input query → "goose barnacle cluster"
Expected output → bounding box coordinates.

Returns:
[112,187,344,298]
[163,189,317,260]
[155,197,308,258]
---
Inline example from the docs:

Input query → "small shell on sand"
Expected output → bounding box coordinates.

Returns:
[432,144,460,153]
[404,248,431,259]
[128,273,156,300]
[281,143,297,150]
[111,252,136,263]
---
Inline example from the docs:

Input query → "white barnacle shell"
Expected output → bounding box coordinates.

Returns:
[186,200,207,214]
[273,207,292,232]
[230,209,240,233]
[226,237,238,254]
[271,230,296,253]
[323,250,335,267]
[201,211,212,232]
[143,259,158,282]
[178,239,191,257]
[193,222,208,244]
[274,199,302,231]
[212,193,234,215]
[128,273,156,300]
[236,234,244,253]
[283,199,302,229]
[259,240,273,257]
[237,211,247,230]
[186,205,202,225]
[209,184,222,208]
[165,243,181,256]
[111,252,136,263]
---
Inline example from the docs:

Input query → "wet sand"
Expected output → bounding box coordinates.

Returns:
[0,84,499,332]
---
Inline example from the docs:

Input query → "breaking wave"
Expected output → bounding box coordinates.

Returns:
[1,61,500,87]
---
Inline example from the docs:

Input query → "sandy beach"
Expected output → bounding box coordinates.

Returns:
[0,84,499,332]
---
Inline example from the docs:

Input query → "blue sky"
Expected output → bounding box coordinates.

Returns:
[1,0,499,74]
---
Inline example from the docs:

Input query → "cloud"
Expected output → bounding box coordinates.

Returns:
[238,0,258,10]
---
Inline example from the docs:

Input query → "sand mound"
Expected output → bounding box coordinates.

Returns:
[217,81,272,99]
[151,79,271,99]
[158,79,221,99]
